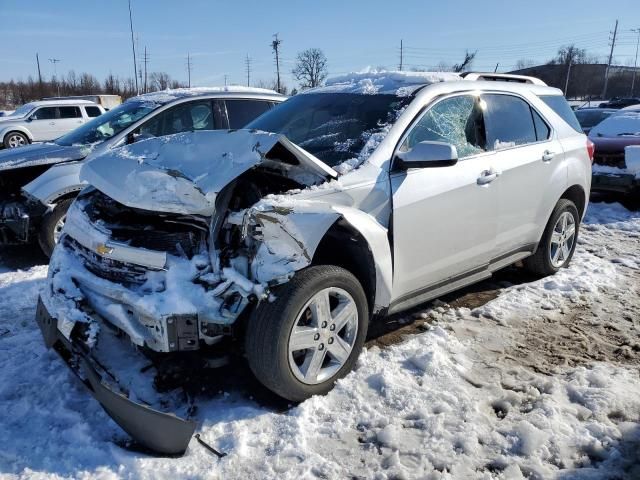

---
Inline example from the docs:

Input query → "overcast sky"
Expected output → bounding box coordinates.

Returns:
[1,0,639,89]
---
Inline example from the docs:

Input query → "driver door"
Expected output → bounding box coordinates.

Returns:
[390,94,499,306]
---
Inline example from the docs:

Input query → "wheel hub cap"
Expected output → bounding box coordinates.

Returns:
[549,211,576,268]
[8,134,26,148]
[53,215,66,244]
[288,287,358,385]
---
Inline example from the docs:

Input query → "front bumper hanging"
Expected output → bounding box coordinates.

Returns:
[35,296,197,455]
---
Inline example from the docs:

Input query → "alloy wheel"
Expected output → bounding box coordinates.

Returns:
[549,211,576,268]
[288,287,359,385]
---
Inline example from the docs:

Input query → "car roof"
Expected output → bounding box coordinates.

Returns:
[128,86,286,105]
[23,99,99,107]
[302,70,559,97]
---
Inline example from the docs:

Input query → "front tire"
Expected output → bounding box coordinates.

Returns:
[4,131,29,149]
[245,265,369,402]
[38,199,73,257]
[524,199,579,276]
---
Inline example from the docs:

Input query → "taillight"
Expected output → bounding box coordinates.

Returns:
[586,138,595,164]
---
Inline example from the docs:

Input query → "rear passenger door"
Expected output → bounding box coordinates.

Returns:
[224,99,272,129]
[55,106,84,137]
[482,93,563,255]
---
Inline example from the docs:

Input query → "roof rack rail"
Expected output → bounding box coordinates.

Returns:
[460,72,547,86]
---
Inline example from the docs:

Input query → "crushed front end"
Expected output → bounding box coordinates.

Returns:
[37,188,271,454]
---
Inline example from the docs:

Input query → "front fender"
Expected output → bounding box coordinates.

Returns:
[246,199,393,311]
[23,161,85,205]
[0,124,33,142]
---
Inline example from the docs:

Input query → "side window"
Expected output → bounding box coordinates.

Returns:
[59,106,82,119]
[140,101,216,137]
[85,106,102,118]
[483,94,537,150]
[32,107,57,120]
[400,95,487,158]
[226,100,271,129]
[532,109,550,141]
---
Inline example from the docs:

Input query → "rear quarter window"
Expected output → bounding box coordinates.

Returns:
[539,95,582,133]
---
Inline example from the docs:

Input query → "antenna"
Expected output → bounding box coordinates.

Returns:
[48,58,61,96]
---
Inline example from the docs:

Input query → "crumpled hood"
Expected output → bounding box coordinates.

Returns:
[81,129,337,216]
[0,142,89,172]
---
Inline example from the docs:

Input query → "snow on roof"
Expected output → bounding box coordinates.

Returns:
[312,69,461,96]
[590,111,640,137]
[21,99,98,107]
[129,86,283,105]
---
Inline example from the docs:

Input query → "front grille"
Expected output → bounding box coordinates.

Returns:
[65,236,151,287]
[83,191,208,257]
[593,151,626,168]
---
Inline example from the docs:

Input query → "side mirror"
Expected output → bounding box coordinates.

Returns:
[26,116,33,122]
[395,141,458,169]
[126,131,154,145]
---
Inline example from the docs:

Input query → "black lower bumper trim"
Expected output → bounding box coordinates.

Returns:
[36,296,197,455]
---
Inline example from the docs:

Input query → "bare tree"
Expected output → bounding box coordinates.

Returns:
[453,50,477,73]
[515,59,535,70]
[551,45,588,65]
[292,48,328,89]
[149,72,171,91]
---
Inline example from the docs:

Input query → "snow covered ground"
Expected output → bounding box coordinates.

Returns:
[1,200,639,479]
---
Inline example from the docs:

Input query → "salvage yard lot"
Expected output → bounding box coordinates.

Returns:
[1,199,639,479]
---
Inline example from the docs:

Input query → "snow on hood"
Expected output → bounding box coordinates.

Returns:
[589,111,640,138]
[0,142,90,171]
[81,130,337,216]
[316,69,461,96]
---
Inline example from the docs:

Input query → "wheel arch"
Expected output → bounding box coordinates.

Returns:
[560,184,587,219]
[1,126,33,143]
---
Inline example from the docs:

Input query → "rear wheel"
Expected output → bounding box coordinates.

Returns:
[524,199,579,276]
[4,131,29,149]
[245,265,369,402]
[38,199,73,257]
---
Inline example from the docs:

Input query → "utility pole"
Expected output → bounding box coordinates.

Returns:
[494,62,500,73]
[564,61,573,96]
[224,74,228,86]
[128,0,139,94]
[49,58,61,96]
[399,40,403,71]
[271,33,282,93]
[36,53,42,85]
[245,54,252,87]
[602,19,618,100]
[631,28,640,97]
[142,46,149,93]
[186,53,192,88]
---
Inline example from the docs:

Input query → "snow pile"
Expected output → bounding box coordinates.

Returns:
[590,111,640,138]
[319,69,460,96]
[1,202,639,478]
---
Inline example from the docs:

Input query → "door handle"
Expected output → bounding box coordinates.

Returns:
[542,150,555,162]
[477,168,501,185]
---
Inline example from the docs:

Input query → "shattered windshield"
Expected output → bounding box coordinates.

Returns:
[55,101,160,146]
[246,93,411,167]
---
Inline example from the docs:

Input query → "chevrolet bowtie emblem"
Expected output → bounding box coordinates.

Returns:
[96,244,114,255]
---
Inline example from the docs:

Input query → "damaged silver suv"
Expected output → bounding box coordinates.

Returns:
[36,72,592,454]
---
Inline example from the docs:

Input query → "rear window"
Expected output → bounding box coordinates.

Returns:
[85,106,102,118]
[539,95,582,133]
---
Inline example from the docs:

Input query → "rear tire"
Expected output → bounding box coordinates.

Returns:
[524,199,579,276]
[245,265,369,402]
[4,131,29,149]
[38,199,73,257]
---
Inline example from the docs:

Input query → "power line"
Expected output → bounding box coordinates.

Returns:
[127,0,138,94]
[271,33,282,93]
